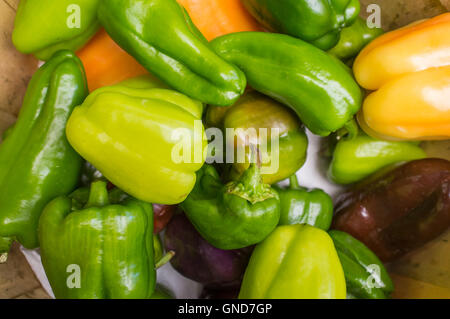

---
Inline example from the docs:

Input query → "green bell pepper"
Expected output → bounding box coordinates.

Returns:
[39,181,156,299]
[180,163,280,250]
[328,133,427,184]
[12,0,100,60]
[207,91,308,185]
[329,230,394,299]
[274,175,333,231]
[0,50,86,251]
[66,75,207,205]
[242,0,360,50]
[210,32,362,136]
[328,17,384,61]
[97,0,246,106]
[239,224,346,299]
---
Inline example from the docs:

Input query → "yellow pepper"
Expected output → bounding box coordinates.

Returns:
[354,13,450,141]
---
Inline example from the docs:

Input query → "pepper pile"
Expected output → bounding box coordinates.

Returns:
[1,0,449,299]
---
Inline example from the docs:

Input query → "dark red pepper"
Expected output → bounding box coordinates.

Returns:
[333,158,450,262]
[153,204,176,234]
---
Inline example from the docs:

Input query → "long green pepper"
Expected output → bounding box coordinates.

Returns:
[0,50,86,251]
[210,32,363,136]
[98,0,246,106]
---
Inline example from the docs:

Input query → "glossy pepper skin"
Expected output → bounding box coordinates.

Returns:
[329,230,394,299]
[242,0,360,50]
[180,163,280,250]
[328,17,384,61]
[329,133,426,184]
[210,32,362,136]
[66,76,207,205]
[208,91,308,185]
[0,51,86,251]
[354,13,450,140]
[239,225,346,299]
[98,0,246,106]
[274,175,333,231]
[12,0,100,60]
[39,181,156,299]
[333,158,450,262]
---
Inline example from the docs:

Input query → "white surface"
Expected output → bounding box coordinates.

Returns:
[20,130,344,299]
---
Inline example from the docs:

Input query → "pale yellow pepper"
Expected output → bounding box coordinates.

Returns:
[354,13,450,141]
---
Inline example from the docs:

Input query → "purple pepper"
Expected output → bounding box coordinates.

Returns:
[164,213,253,289]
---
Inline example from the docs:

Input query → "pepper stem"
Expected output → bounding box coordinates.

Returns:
[289,175,301,189]
[85,181,109,208]
[337,118,359,141]
[226,145,276,204]
[155,251,175,269]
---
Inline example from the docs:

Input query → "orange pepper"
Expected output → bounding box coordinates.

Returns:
[177,0,262,41]
[354,13,450,141]
[76,29,148,91]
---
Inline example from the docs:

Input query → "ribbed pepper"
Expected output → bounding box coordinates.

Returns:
[329,133,426,184]
[242,0,360,50]
[0,51,86,251]
[180,164,280,250]
[275,175,333,231]
[239,225,346,299]
[66,76,207,205]
[39,181,156,299]
[207,91,308,184]
[97,0,246,106]
[12,0,100,60]
[329,230,394,299]
[354,13,450,140]
[210,32,362,136]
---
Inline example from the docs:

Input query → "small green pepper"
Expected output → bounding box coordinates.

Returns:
[328,17,384,62]
[39,181,156,299]
[210,32,362,136]
[274,175,333,231]
[329,133,427,184]
[180,163,280,250]
[329,230,394,299]
[242,0,360,50]
[98,0,246,106]
[239,225,346,299]
[12,0,100,60]
[0,51,86,251]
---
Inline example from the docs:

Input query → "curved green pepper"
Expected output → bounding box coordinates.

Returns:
[208,91,308,185]
[180,163,280,250]
[242,0,360,50]
[239,225,346,299]
[274,175,333,231]
[97,0,246,106]
[0,50,86,251]
[329,230,394,299]
[66,75,207,205]
[210,32,362,136]
[328,17,384,61]
[39,181,156,299]
[328,133,427,184]
[12,0,100,60]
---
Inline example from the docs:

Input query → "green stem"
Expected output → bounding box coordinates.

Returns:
[85,181,109,208]
[337,118,359,141]
[155,251,175,269]
[289,174,301,189]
